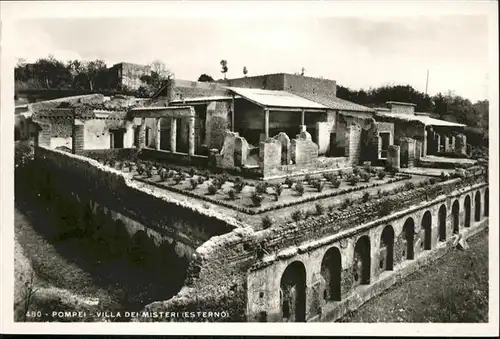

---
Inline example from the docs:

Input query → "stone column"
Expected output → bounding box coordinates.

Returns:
[170,117,177,152]
[423,129,428,157]
[435,133,441,153]
[444,136,450,153]
[37,124,52,147]
[264,108,270,140]
[72,120,85,154]
[155,118,161,150]
[188,116,195,156]
[301,109,305,126]
[451,136,456,152]
[138,118,146,149]
[455,134,467,156]
[231,95,235,132]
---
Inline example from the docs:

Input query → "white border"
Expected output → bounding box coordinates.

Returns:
[1,1,498,336]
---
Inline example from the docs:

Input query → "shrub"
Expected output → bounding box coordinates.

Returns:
[233,180,245,193]
[360,171,371,183]
[291,209,303,222]
[227,189,237,200]
[345,173,359,186]
[189,178,198,190]
[137,164,145,175]
[146,168,153,178]
[352,167,360,175]
[377,189,382,197]
[261,215,273,229]
[315,202,325,215]
[323,173,335,181]
[338,170,343,178]
[404,181,415,190]
[429,177,437,185]
[295,181,305,196]
[251,192,264,206]
[330,176,341,188]
[207,184,218,195]
[172,175,183,185]
[377,170,386,180]
[304,174,312,184]
[197,176,205,185]
[274,184,283,197]
[341,198,351,209]
[255,183,268,194]
[188,167,196,177]
[312,179,325,192]
[284,177,295,188]
[362,191,370,203]
[159,168,168,181]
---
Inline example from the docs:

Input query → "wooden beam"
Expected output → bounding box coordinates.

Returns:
[264,108,269,140]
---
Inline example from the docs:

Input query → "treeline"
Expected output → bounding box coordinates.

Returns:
[15,55,173,98]
[337,84,489,132]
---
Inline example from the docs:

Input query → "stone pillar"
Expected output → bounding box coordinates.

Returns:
[72,120,85,154]
[435,133,441,153]
[451,136,456,152]
[37,124,52,147]
[170,118,177,152]
[138,118,146,149]
[455,134,467,156]
[444,136,450,153]
[155,118,161,150]
[188,116,195,156]
[387,145,400,170]
[264,108,270,140]
[301,109,305,126]
[231,95,235,132]
[423,129,428,157]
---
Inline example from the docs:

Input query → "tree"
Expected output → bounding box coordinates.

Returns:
[150,59,174,80]
[220,60,228,79]
[300,67,306,76]
[243,66,248,77]
[198,74,215,82]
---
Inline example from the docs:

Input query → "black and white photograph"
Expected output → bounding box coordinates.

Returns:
[1,0,498,335]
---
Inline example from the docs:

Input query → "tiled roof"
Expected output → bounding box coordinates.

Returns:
[226,87,328,110]
[290,91,375,113]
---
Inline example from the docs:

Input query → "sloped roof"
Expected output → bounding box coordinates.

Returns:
[376,111,466,127]
[226,87,327,110]
[290,91,375,113]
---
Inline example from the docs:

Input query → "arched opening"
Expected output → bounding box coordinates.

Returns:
[474,191,481,222]
[421,211,432,250]
[380,225,394,271]
[452,200,460,234]
[353,235,371,285]
[320,247,342,302]
[403,218,415,260]
[280,261,307,322]
[485,189,489,217]
[464,195,471,228]
[128,230,154,269]
[438,205,447,241]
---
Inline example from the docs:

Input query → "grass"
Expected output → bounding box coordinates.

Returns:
[340,228,489,323]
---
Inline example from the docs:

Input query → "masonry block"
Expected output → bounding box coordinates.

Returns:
[455,134,467,156]
[72,119,85,154]
[273,132,291,165]
[387,145,400,170]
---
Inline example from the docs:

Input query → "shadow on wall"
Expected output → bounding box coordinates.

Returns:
[15,166,189,312]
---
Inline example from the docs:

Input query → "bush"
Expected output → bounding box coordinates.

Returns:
[233,180,245,193]
[146,168,153,178]
[197,176,205,185]
[207,184,218,195]
[291,209,303,222]
[227,189,237,200]
[362,191,370,203]
[429,177,437,185]
[352,167,360,175]
[330,176,341,188]
[274,184,283,197]
[284,177,295,188]
[261,215,273,229]
[341,198,351,209]
[295,181,305,196]
[360,171,371,183]
[378,200,392,217]
[345,173,359,186]
[172,175,183,185]
[159,168,168,181]
[189,178,198,190]
[338,170,343,178]
[188,167,196,177]
[137,164,145,175]
[315,203,325,215]
[377,170,386,180]
[251,192,264,207]
[404,181,415,190]
[255,183,268,194]
[312,179,325,192]
[304,174,312,184]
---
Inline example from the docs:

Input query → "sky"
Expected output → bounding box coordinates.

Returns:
[11,15,490,102]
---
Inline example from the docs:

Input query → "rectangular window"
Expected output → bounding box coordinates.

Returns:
[110,129,124,149]
[379,132,391,159]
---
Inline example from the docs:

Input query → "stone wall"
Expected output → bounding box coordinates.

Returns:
[206,101,230,150]
[34,146,238,248]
